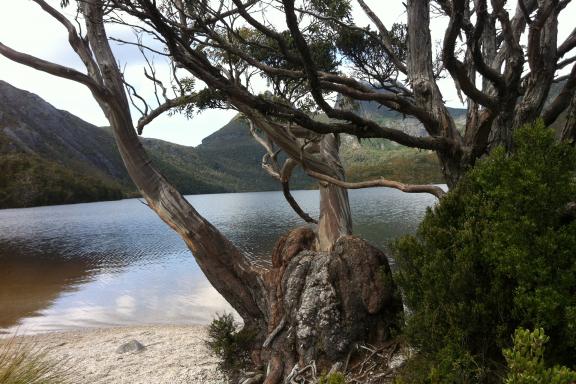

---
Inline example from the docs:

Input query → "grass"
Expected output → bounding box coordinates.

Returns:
[0,335,71,384]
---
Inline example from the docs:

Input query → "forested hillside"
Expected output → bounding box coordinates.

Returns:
[0,81,456,208]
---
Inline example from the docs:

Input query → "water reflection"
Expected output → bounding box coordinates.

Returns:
[0,189,439,334]
[0,253,95,329]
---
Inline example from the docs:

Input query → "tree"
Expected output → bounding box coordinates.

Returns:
[1,0,575,382]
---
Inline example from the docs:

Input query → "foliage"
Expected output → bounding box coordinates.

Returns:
[0,153,123,209]
[318,371,346,384]
[503,328,576,384]
[0,337,71,384]
[394,121,576,383]
[309,0,351,20]
[336,23,407,88]
[205,313,254,380]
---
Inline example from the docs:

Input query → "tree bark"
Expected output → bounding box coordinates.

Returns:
[261,228,402,383]
[317,134,352,251]
[560,93,576,145]
[407,0,465,188]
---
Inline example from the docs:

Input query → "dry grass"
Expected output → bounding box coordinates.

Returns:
[0,335,72,384]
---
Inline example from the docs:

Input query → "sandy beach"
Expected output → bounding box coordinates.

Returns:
[6,325,226,384]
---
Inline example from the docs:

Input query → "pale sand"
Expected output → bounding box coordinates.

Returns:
[9,325,227,384]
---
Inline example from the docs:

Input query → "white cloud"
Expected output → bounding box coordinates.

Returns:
[116,295,137,316]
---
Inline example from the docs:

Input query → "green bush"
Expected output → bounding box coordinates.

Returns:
[394,121,576,383]
[205,313,254,380]
[504,328,576,384]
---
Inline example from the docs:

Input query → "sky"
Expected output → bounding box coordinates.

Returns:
[0,1,574,146]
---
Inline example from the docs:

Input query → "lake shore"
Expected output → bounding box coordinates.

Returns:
[6,325,225,384]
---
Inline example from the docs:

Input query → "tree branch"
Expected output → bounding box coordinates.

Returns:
[356,0,408,74]
[135,94,196,134]
[305,169,446,199]
[0,42,105,98]
[31,0,102,83]
[248,120,318,224]
[542,63,576,126]
[281,159,318,224]
[443,0,499,110]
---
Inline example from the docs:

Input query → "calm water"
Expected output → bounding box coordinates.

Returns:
[0,189,438,334]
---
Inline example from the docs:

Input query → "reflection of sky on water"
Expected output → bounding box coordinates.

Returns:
[0,188,440,334]
[6,251,235,334]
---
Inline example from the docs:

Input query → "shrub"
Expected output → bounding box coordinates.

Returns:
[205,313,254,380]
[504,328,576,384]
[394,121,576,382]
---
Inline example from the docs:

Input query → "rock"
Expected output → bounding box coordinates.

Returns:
[116,339,146,354]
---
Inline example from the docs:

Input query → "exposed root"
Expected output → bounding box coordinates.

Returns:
[239,340,406,384]
[344,340,407,383]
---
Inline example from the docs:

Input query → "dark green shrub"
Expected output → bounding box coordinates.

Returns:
[394,121,576,383]
[503,328,576,384]
[205,313,254,380]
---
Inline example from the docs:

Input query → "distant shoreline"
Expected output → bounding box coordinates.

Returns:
[0,184,446,211]
[4,325,225,384]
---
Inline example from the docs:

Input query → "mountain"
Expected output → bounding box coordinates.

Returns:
[0,81,455,209]
[0,81,126,208]
[0,81,299,208]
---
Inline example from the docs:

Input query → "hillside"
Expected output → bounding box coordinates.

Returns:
[0,81,233,208]
[0,81,455,209]
[0,81,292,208]
[0,81,126,208]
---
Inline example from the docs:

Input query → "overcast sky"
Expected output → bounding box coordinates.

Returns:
[0,1,574,146]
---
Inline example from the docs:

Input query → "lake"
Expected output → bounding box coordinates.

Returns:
[0,189,438,335]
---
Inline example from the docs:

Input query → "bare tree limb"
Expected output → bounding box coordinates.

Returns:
[518,0,533,24]
[0,42,105,98]
[136,94,196,134]
[280,159,318,224]
[558,28,576,58]
[31,0,102,83]
[543,63,576,126]
[443,0,499,110]
[305,169,446,199]
[249,120,318,224]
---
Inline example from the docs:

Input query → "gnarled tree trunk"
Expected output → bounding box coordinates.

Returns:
[261,229,402,383]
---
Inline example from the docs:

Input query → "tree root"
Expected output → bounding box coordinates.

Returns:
[240,340,406,384]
